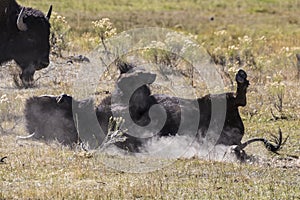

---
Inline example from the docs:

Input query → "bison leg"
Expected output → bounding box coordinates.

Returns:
[233,128,288,154]
[235,69,249,107]
[20,64,35,88]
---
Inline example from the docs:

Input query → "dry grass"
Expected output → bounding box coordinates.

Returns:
[1,134,299,199]
[0,0,299,199]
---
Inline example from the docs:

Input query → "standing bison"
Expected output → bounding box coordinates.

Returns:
[0,0,52,87]
[22,63,285,159]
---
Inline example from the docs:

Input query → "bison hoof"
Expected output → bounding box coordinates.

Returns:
[235,69,247,83]
[22,80,34,88]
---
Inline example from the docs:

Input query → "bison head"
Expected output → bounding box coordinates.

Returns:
[10,5,52,87]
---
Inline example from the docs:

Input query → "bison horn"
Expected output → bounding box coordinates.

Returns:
[46,5,52,20]
[17,7,28,31]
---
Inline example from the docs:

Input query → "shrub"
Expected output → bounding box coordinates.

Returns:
[50,12,70,57]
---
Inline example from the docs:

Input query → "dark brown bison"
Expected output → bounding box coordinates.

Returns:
[95,64,284,153]
[0,0,52,87]
[22,64,285,156]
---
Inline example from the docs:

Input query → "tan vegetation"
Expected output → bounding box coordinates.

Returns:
[0,0,299,199]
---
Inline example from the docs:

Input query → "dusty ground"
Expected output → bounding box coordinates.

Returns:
[0,0,299,198]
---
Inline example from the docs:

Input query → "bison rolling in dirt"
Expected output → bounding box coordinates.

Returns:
[0,0,52,87]
[22,64,285,159]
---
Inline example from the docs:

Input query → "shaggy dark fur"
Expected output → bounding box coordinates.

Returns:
[24,93,144,151]
[24,65,284,154]
[0,0,52,87]
[24,95,79,145]
[96,67,248,148]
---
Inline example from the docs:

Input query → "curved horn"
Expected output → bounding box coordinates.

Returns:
[46,5,52,20]
[16,132,36,140]
[17,7,28,31]
[0,156,7,163]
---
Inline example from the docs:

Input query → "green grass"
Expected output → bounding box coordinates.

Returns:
[0,0,299,199]
[20,0,300,36]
